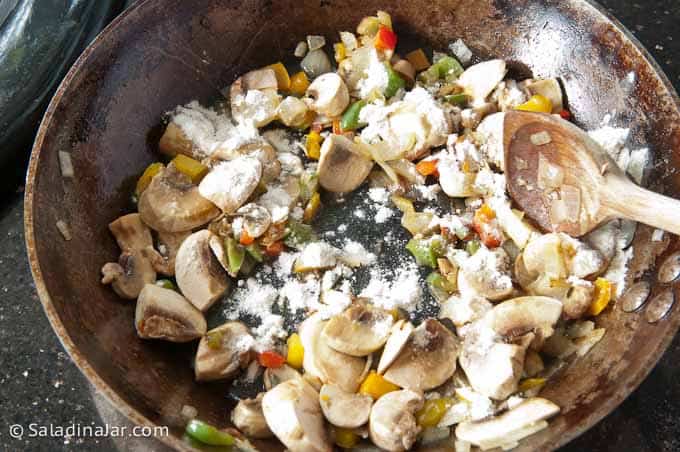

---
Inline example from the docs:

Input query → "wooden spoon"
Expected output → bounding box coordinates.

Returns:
[504,110,680,237]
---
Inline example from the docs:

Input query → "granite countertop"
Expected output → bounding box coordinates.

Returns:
[0,1,679,450]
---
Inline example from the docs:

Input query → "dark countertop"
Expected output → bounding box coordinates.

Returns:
[0,1,678,450]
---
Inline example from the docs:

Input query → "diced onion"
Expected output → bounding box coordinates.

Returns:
[530,131,552,146]
[58,151,74,178]
[307,35,326,51]
[537,153,563,190]
[388,159,425,184]
[294,41,308,58]
[301,49,332,79]
[339,31,358,51]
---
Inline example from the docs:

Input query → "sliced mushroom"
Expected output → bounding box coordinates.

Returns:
[477,112,505,171]
[392,59,415,84]
[563,283,595,320]
[195,321,253,381]
[234,203,272,239]
[319,384,373,428]
[147,230,190,276]
[135,284,206,342]
[525,78,563,113]
[382,319,459,391]
[175,230,230,311]
[317,134,374,193]
[460,102,499,130]
[322,304,394,357]
[457,247,514,301]
[316,328,368,393]
[101,250,156,299]
[458,320,526,400]
[198,156,262,213]
[369,389,424,452]
[212,140,282,184]
[232,393,273,439]
[377,320,414,374]
[158,122,196,158]
[264,364,302,390]
[108,213,153,251]
[138,164,220,232]
[299,313,328,381]
[306,72,350,117]
[457,60,507,104]
[489,296,563,341]
[455,397,560,448]
[262,379,332,452]
[230,69,281,127]
[278,96,310,127]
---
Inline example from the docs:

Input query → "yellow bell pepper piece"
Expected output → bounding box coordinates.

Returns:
[334,43,347,63]
[135,162,164,195]
[305,131,322,160]
[416,398,454,428]
[267,62,291,91]
[334,427,359,448]
[405,48,430,71]
[303,192,321,223]
[286,333,304,369]
[589,277,612,316]
[516,94,553,113]
[518,377,546,393]
[172,154,208,183]
[359,371,400,400]
[289,71,310,96]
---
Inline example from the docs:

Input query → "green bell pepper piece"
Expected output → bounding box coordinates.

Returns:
[185,420,234,446]
[426,271,456,293]
[384,65,406,98]
[340,100,367,131]
[226,236,245,276]
[444,93,469,106]
[284,221,317,250]
[465,239,481,255]
[245,243,264,263]
[406,237,443,268]
[299,171,319,203]
[436,56,464,80]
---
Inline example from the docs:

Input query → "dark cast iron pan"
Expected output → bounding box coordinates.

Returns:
[24,0,680,450]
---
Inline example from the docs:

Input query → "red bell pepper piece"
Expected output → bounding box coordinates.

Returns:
[375,26,397,51]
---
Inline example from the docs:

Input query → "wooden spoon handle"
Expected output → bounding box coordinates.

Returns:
[603,177,680,236]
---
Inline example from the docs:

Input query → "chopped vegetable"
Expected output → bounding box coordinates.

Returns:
[416,159,439,177]
[407,237,444,268]
[392,195,415,213]
[264,240,284,257]
[135,162,164,195]
[259,350,286,368]
[294,41,308,58]
[405,48,430,71]
[206,330,223,350]
[384,65,406,97]
[359,370,400,400]
[239,229,255,246]
[377,10,392,29]
[334,427,359,448]
[420,56,464,84]
[402,210,435,236]
[473,204,503,248]
[289,71,311,96]
[340,100,366,131]
[416,398,454,428]
[307,35,326,51]
[516,94,553,113]
[225,236,246,276]
[286,333,304,369]
[267,62,291,91]
[427,271,456,294]
[518,378,546,393]
[284,221,317,249]
[444,93,469,106]
[301,49,333,79]
[155,279,176,290]
[375,25,397,51]
[466,239,481,255]
[560,109,572,120]
[172,155,208,183]
[334,42,346,63]
[299,171,320,202]
[185,420,234,446]
[589,278,612,316]
[332,119,343,135]
[357,16,380,36]
[305,131,323,160]
[245,243,264,263]
[303,192,321,223]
